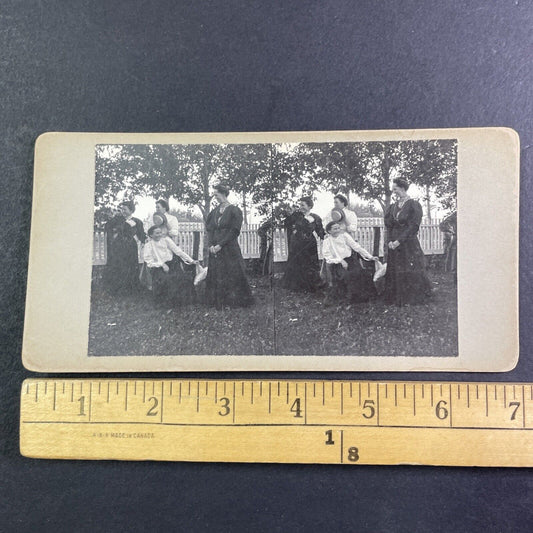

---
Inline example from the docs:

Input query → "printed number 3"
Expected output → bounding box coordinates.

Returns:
[218,397,230,416]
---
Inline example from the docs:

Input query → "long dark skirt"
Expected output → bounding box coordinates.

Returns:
[104,237,140,294]
[384,237,432,305]
[206,242,253,309]
[282,236,324,292]
[325,253,376,305]
[150,258,196,307]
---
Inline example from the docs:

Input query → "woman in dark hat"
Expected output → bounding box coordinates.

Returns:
[104,200,146,294]
[205,183,254,309]
[282,196,326,292]
[383,178,432,305]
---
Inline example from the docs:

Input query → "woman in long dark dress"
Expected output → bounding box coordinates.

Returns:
[383,178,432,305]
[205,184,254,309]
[104,200,146,294]
[282,196,326,292]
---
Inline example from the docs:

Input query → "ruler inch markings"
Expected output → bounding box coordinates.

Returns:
[522,385,526,428]
[196,382,200,412]
[448,383,453,428]
[88,382,92,422]
[304,382,308,424]
[232,382,236,423]
[19,379,533,466]
[160,382,164,424]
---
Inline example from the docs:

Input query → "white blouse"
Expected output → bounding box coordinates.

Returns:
[143,237,194,268]
[322,233,373,264]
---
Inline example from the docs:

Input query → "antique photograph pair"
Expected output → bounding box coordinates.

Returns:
[22,128,519,372]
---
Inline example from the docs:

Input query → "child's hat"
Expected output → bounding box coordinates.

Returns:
[330,208,345,222]
[153,213,167,226]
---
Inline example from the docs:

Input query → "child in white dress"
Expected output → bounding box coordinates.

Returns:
[322,221,378,305]
[143,226,198,307]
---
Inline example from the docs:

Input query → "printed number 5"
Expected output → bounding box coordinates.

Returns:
[362,399,375,419]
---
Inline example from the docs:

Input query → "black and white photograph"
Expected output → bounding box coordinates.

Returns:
[89,139,458,357]
[22,129,518,372]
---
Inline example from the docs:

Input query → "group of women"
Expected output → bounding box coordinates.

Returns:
[103,184,254,310]
[281,178,432,306]
[102,178,432,310]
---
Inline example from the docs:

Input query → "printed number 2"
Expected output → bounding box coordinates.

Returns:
[146,396,158,416]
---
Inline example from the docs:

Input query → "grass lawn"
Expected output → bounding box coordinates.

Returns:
[88,268,457,357]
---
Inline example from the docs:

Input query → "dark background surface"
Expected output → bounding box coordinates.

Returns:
[1,1,532,531]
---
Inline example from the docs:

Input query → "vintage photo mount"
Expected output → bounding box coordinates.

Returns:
[22,128,519,372]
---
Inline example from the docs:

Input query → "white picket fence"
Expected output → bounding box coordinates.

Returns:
[93,218,444,265]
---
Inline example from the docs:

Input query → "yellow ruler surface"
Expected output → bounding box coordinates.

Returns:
[20,379,533,466]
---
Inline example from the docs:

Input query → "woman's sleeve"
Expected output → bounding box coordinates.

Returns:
[205,210,214,246]
[167,238,194,264]
[384,205,393,229]
[345,210,358,233]
[396,201,423,243]
[167,216,180,237]
[218,207,242,247]
[143,243,161,268]
[315,215,325,239]
[283,212,295,230]
[345,234,373,260]
[136,219,147,243]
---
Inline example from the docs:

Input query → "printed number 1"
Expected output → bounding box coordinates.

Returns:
[325,430,335,445]
[78,396,85,416]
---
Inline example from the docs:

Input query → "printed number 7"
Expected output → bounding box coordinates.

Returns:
[509,401,520,421]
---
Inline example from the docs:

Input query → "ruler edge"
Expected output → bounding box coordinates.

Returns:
[19,378,533,467]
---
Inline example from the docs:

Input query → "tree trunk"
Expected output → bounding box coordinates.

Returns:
[381,147,392,261]
[425,185,432,223]
[242,191,248,225]
[201,163,212,265]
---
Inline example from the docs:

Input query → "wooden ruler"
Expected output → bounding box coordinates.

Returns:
[20,379,533,466]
